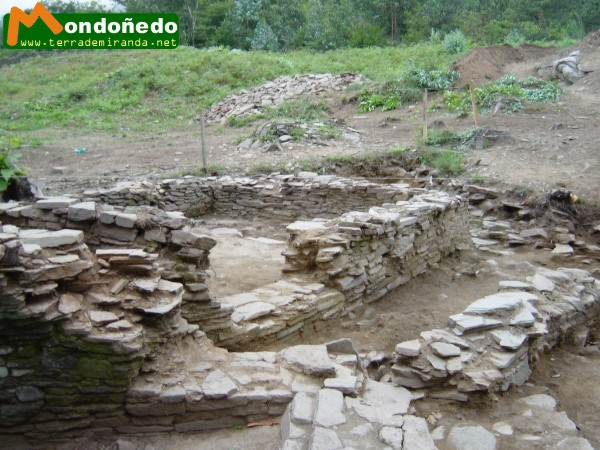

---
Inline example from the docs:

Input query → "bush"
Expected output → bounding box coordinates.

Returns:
[405,68,458,90]
[443,75,565,115]
[443,30,467,54]
[504,29,526,47]
[0,136,25,192]
[357,80,423,113]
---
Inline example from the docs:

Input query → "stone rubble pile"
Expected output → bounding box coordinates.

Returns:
[463,184,599,262]
[387,266,600,399]
[235,119,356,154]
[205,73,367,124]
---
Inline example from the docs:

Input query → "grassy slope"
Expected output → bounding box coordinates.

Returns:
[0,44,456,134]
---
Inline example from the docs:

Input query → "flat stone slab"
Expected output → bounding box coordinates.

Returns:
[430,342,461,358]
[464,292,538,314]
[530,274,555,292]
[421,329,470,348]
[403,416,436,450]
[36,197,78,209]
[448,425,497,450]
[314,389,346,428]
[309,427,343,450]
[291,392,314,425]
[448,314,503,335]
[171,230,217,250]
[201,369,238,398]
[395,339,422,357]
[363,379,411,415]
[519,394,557,411]
[58,293,83,314]
[136,296,182,315]
[88,310,119,326]
[18,229,84,248]
[67,202,96,221]
[552,244,574,255]
[490,330,528,351]
[346,397,404,427]
[281,345,336,377]
[220,292,261,308]
[323,375,358,395]
[287,221,328,233]
[231,302,275,323]
[115,213,138,228]
[499,280,534,291]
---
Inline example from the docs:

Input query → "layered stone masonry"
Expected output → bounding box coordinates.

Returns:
[205,73,367,124]
[0,224,439,448]
[284,191,471,307]
[0,199,235,341]
[1,181,599,447]
[390,267,600,400]
[79,174,422,220]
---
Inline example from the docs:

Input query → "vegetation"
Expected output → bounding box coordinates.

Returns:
[444,75,565,115]
[0,44,455,133]
[357,68,457,112]
[417,147,465,176]
[0,135,25,192]
[2,0,592,50]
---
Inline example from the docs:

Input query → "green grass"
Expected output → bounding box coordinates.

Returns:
[0,43,457,134]
[417,147,465,175]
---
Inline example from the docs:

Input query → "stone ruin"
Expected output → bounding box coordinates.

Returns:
[0,173,599,449]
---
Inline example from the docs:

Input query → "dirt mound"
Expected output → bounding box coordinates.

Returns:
[578,29,600,50]
[452,45,526,86]
[452,44,559,86]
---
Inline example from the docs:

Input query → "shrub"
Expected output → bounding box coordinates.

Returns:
[443,30,467,54]
[0,136,25,192]
[443,75,565,115]
[405,68,459,90]
[504,29,526,47]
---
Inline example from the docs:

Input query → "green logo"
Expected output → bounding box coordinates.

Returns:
[3,3,179,50]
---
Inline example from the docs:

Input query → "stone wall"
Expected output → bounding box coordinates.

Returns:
[390,267,600,400]
[0,178,470,352]
[80,174,417,221]
[0,199,234,342]
[284,190,470,307]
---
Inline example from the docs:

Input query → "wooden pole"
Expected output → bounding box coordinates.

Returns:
[422,89,428,142]
[469,83,479,128]
[200,109,207,171]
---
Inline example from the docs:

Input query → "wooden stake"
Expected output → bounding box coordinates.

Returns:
[469,83,479,128]
[422,88,428,142]
[200,109,207,171]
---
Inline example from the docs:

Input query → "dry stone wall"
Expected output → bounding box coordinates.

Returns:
[82,173,426,220]
[0,199,236,350]
[390,267,600,400]
[1,178,470,352]
[284,191,470,307]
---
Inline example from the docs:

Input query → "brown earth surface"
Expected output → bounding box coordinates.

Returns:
[16,38,600,449]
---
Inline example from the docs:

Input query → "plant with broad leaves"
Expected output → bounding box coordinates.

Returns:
[0,136,25,192]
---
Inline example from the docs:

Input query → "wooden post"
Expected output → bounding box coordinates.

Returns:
[200,109,208,171]
[469,83,479,128]
[422,89,428,142]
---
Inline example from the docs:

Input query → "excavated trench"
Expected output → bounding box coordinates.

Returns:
[1,173,599,449]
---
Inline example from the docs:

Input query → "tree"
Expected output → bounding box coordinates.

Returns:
[251,19,279,51]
